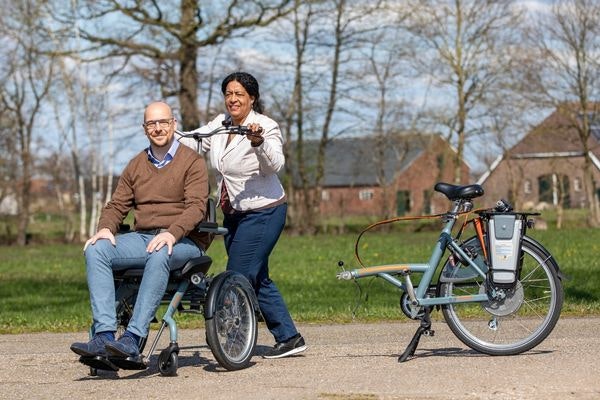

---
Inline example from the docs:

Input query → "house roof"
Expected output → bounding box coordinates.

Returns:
[478,105,600,184]
[509,105,600,156]
[288,134,447,187]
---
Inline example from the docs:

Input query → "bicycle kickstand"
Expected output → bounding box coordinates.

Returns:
[398,308,434,363]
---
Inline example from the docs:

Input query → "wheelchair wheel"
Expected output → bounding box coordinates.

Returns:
[158,348,179,376]
[205,271,258,371]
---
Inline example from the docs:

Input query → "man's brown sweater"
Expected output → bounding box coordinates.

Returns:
[97,144,210,249]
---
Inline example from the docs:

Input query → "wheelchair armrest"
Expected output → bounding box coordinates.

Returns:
[197,221,229,235]
[197,198,228,235]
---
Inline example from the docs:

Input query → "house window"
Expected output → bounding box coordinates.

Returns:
[396,190,411,216]
[524,179,532,194]
[422,190,432,214]
[322,190,330,201]
[538,174,570,207]
[359,189,374,201]
[574,177,582,192]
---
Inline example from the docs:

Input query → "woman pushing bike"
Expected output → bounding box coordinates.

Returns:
[178,71,307,359]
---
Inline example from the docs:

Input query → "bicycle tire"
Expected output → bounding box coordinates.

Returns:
[205,271,258,370]
[441,235,563,356]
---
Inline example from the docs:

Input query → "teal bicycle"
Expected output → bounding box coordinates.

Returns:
[337,182,565,362]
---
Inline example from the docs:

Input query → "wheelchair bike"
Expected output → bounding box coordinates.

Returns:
[83,199,260,376]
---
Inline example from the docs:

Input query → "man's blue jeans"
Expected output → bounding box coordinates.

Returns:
[223,203,298,343]
[84,232,203,338]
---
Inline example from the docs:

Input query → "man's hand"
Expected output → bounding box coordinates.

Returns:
[146,231,177,255]
[83,228,116,252]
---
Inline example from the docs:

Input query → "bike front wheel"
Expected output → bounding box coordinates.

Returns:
[441,236,563,356]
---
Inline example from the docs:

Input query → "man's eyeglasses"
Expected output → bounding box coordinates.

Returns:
[143,118,173,132]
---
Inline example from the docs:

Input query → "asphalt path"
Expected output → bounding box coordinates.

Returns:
[1,317,599,400]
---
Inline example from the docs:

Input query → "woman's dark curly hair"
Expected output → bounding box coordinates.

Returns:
[221,71,264,114]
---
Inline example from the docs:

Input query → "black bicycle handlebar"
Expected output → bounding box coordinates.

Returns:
[176,118,266,141]
[176,124,256,141]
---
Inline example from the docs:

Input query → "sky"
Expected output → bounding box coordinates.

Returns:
[33,0,561,179]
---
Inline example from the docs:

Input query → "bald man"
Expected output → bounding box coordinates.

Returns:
[70,102,210,370]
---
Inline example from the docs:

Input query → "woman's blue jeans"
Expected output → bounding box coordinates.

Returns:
[223,203,298,343]
[84,232,203,338]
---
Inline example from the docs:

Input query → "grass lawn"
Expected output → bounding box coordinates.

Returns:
[0,226,598,334]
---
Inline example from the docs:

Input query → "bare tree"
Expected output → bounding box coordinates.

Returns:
[0,1,55,245]
[405,0,522,183]
[287,0,386,233]
[36,147,76,241]
[49,0,295,130]
[355,22,416,219]
[484,107,528,210]
[523,0,600,226]
[265,0,315,230]
[0,113,17,232]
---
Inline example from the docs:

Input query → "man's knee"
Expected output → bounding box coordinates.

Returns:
[146,248,171,270]
[84,239,113,261]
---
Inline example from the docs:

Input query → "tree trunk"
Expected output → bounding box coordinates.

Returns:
[16,149,31,245]
[178,0,200,131]
[79,175,86,241]
[582,157,600,227]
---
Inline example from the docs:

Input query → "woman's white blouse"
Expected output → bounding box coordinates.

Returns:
[178,110,286,212]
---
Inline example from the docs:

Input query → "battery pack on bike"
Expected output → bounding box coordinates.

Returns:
[486,212,525,288]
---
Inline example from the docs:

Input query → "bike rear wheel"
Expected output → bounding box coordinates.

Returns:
[441,236,563,356]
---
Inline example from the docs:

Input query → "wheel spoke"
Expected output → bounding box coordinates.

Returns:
[442,236,563,355]
[206,273,257,370]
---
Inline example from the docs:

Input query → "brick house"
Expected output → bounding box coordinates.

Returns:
[290,134,470,218]
[477,105,600,209]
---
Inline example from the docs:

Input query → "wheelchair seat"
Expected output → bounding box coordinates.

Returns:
[113,197,222,283]
[112,255,213,282]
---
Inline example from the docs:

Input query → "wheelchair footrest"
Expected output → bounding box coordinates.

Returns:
[108,355,148,370]
[79,356,119,371]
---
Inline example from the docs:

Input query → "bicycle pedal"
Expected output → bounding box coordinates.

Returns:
[424,329,435,337]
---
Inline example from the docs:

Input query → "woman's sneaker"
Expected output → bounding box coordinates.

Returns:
[263,333,307,359]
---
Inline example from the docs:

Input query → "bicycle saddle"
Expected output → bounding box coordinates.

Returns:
[434,182,484,200]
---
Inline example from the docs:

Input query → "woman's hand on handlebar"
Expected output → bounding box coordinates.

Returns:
[246,123,264,147]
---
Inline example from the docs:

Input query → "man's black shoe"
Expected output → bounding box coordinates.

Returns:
[263,333,307,359]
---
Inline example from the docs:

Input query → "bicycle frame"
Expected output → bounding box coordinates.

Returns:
[340,182,563,362]
[338,198,489,308]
